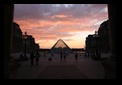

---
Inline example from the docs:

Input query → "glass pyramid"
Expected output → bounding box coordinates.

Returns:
[49,39,73,54]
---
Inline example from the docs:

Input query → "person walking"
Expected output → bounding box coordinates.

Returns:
[75,52,78,61]
[60,51,63,61]
[19,54,24,61]
[30,51,34,66]
[96,52,101,60]
[63,51,66,61]
[84,53,87,59]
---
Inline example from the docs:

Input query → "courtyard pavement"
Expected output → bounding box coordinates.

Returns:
[10,53,105,79]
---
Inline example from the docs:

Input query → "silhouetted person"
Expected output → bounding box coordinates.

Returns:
[75,53,78,61]
[96,52,101,60]
[85,53,87,59]
[35,50,40,65]
[30,51,34,66]
[19,54,24,61]
[48,56,52,61]
[43,53,46,57]
[60,51,63,61]
[63,51,66,61]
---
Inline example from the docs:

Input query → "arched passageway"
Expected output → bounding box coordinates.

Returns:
[4,4,116,79]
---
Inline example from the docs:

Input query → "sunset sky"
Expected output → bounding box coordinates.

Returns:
[14,4,108,49]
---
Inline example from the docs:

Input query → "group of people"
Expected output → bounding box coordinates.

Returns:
[85,51,101,60]
[60,51,67,61]
[30,50,40,66]
[19,54,28,61]
[60,51,78,61]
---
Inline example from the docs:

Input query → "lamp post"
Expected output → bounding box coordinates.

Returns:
[23,31,28,60]
[94,31,98,55]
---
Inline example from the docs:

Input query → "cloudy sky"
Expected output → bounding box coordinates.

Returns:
[14,4,108,49]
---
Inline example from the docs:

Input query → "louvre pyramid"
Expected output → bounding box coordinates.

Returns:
[49,39,73,54]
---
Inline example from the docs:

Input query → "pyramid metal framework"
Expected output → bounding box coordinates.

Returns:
[49,39,73,54]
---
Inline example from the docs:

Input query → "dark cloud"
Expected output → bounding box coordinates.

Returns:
[14,4,107,21]
[14,4,41,20]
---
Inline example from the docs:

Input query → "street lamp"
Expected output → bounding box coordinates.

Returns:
[22,31,28,60]
[94,31,98,55]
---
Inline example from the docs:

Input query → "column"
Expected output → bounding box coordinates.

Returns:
[108,4,116,61]
[4,4,14,79]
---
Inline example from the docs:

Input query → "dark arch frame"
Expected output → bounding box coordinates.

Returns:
[4,4,116,79]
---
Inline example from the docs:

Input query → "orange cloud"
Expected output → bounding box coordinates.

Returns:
[51,14,68,19]
[14,4,108,48]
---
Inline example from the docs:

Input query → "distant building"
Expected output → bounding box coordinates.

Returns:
[35,43,40,50]
[25,35,36,53]
[97,20,110,53]
[22,32,38,53]
[72,48,85,53]
[12,22,23,53]
[85,35,96,53]
[85,20,110,53]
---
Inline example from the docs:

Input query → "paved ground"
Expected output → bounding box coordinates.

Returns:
[36,65,88,79]
[10,53,105,79]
